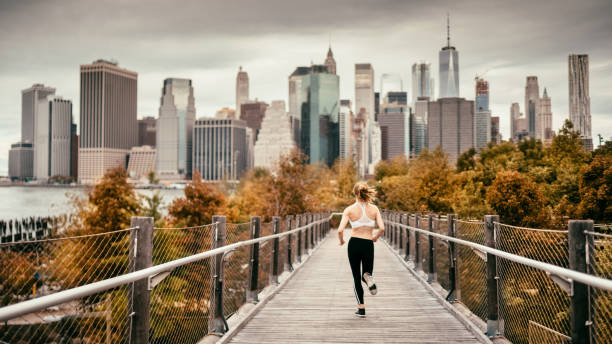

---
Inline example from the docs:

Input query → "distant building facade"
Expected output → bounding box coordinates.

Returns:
[21,84,56,144]
[355,63,375,171]
[427,97,475,164]
[254,100,296,169]
[138,117,156,147]
[386,92,408,106]
[380,73,403,103]
[540,88,553,144]
[379,102,410,160]
[412,97,429,157]
[79,60,138,184]
[156,78,195,180]
[35,97,73,180]
[215,107,236,119]
[339,100,353,161]
[236,66,249,119]
[8,142,34,181]
[127,146,156,179]
[568,54,592,150]
[474,77,491,149]
[240,100,268,142]
[193,118,248,181]
[491,116,501,144]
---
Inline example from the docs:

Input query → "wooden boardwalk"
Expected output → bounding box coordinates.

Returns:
[226,232,485,343]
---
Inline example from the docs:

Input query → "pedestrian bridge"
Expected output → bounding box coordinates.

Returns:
[0,213,610,344]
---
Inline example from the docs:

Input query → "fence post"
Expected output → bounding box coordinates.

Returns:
[428,214,437,283]
[568,220,592,344]
[296,215,302,263]
[128,216,153,344]
[397,213,402,251]
[270,216,280,285]
[404,213,410,261]
[484,215,500,338]
[311,213,317,248]
[209,216,227,334]
[415,214,422,271]
[286,215,294,271]
[446,214,459,302]
[394,212,399,250]
[247,216,261,303]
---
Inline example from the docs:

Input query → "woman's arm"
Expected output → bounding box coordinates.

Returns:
[372,207,385,242]
[337,209,349,245]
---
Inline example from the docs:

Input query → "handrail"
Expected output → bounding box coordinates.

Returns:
[0,216,332,322]
[385,220,612,291]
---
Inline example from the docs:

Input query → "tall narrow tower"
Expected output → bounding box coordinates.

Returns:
[568,54,592,150]
[324,45,337,75]
[524,76,540,140]
[439,14,459,98]
[236,66,249,118]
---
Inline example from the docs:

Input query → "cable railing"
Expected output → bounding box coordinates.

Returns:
[381,211,612,344]
[0,213,332,344]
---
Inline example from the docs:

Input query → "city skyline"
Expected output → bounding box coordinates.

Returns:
[1,0,611,174]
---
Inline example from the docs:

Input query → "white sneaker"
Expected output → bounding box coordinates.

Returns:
[362,272,377,295]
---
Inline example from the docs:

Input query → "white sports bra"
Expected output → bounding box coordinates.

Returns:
[349,202,376,228]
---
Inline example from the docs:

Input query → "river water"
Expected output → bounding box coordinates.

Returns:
[0,186,185,220]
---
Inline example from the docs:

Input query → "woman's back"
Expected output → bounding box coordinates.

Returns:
[347,202,378,240]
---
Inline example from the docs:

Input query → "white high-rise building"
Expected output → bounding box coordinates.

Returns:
[439,16,459,98]
[236,66,249,119]
[34,96,73,180]
[339,100,353,160]
[413,97,429,157]
[370,123,381,174]
[156,78,195,180]
[127,146,156,180]
[568,54,592,150]
[253,100,296,170]
[22,84,56,144]
[355,63,375,168]
[412,62,435,104]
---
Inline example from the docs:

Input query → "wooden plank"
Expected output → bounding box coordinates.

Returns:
[227,231,484,343]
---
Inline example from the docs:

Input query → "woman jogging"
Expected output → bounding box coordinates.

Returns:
[337,181,385,317]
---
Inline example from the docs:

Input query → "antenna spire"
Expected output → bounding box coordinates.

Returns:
[446,13,450,47]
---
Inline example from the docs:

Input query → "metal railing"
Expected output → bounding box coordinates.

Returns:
[381,211,612,344]
[0,213,332,344]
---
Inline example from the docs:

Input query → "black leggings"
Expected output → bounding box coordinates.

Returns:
[347,237,374,305]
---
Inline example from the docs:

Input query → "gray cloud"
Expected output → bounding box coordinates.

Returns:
[1,0,611,174]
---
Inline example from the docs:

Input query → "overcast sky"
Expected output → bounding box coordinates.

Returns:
[1,0,611,174]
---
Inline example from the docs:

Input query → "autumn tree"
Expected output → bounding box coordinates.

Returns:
[486,170,549,227]
[577,155,612,222]
[374,154,410,181]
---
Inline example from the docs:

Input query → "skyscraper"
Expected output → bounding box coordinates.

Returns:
[380,73,403,103]
[387,92,408,106]
[525,76,540,140]
[8,142,33,181]
[156,78,196,180]
[568,54,592,150]
[491,116,501,144]
[34,96,73,179]
[412,62,435,104]
[474,77,491,149]
[379,102,410,160]
[240,100,268,142]
[79,60,137,184]
[254,100,296,169]
[299,65,340,166]
[339,100,353,161]
[413,97,429,157]
[355,63,375,170]
[540,88,553,144]
[138,117,156,147]
[427,97,474,164]
[193,118,248,181]
[439,15,459,98]
[22,84,56,144]
[288,66,311,120]
[510,102,529,142]
[324,46,337,75]
[236,66,249,118]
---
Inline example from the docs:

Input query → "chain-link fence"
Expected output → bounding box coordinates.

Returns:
[588,231,612,344]
[433,216,451,291]
[456,219,487,321]
[149,223,217,344]
[0,228,133,343]
[496,223,570,344]
[222,222,250,319]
